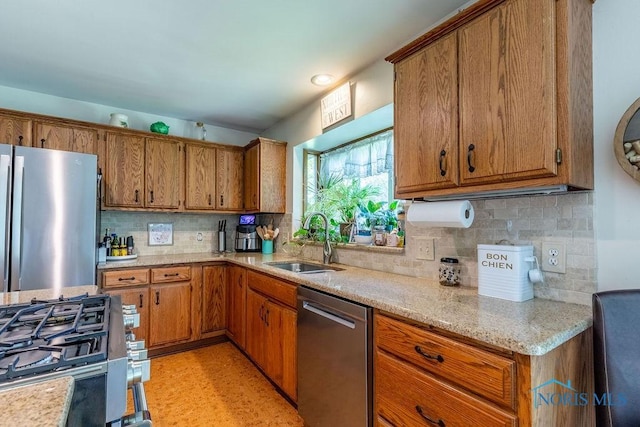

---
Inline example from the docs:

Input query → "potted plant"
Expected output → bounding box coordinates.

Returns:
[358,200,399,229]
[357,200,400,245]
[299,173,381,243]
[332,180,380,239]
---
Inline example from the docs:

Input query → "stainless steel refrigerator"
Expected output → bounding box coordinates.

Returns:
[0,143,98,292]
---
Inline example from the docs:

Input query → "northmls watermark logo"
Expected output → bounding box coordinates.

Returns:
[531,378,627,408]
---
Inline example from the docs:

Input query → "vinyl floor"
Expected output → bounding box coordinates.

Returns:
[140,342,304,426]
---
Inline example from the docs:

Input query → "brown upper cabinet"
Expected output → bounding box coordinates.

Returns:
[104,132,181,209]
[387,0,594,199]
[243,137,286,213]
[0,108,289,213]
[34,121,100,155]
[184,143,243,212]
[145,137,181,209]
[216,147,244,210]
[185,142,216,210]
[34,121,102,175]
[0,113,32,147]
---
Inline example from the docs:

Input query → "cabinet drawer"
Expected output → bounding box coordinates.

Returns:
[102,269,150,288]
[247,270,296,308]
[151,266,191,283]
[376,351,516,427]
[375,314,515,408]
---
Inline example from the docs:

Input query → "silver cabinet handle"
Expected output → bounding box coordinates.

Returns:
[302,301,355,329]
[0,154,11,291]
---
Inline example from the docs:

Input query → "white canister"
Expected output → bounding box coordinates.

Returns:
[109,113,129,128]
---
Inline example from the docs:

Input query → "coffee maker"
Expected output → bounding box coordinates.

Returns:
[235,215,261,252]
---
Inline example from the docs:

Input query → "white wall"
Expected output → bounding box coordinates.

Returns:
[592,0,640,290]
[0,85,257,146]
[263,59,394,225]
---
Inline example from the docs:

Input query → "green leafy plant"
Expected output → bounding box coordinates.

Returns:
[299,172,381,242]
[358,200,400,231]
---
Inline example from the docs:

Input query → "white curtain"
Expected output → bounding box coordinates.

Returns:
[320,129,393,179]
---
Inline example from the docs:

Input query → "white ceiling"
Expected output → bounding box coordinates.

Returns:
[0,1,469,134]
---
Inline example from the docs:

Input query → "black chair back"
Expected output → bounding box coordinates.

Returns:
[593,290,640,426]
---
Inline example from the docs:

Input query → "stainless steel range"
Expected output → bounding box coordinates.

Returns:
[0,293,151,426]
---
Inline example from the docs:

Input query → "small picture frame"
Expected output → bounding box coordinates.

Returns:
[148,223,173,246]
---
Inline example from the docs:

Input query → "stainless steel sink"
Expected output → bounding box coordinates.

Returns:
[266,261,344,274]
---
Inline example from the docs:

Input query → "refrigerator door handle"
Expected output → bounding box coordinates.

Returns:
[10,156,24,291]
[0,154,11,292]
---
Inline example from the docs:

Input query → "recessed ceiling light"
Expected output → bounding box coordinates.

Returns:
[311,74,335,86]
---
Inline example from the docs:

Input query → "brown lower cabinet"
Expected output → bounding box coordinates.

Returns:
[149,281,192,347]
[246,271,298,401]
[374,312,594,426]
[226,265,247,349]
[201,265,227,335]
[107,287,150,345]
[102,264,224,351]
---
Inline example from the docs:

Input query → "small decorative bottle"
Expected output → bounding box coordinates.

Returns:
[196,122,207,141]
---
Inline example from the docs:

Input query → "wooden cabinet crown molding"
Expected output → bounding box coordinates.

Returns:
[385,0,505,64]
[0,106,245,149]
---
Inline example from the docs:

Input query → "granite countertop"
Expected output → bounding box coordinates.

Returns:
[0,285,98,305]
[0,376,74,427]
[98,252,593,356]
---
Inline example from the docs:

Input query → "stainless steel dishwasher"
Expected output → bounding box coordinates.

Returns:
[297,286,372,427]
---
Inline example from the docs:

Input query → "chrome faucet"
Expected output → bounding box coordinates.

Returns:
[303,212,333,264]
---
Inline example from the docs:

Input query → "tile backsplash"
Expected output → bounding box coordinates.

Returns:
[100,211,286,256]
[103,192,595,306]
[296,192,596,306]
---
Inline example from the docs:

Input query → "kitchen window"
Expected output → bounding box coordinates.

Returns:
[304,128,394,212]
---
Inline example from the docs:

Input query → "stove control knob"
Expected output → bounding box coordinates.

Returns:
[122,304,138,314]
[127,348,148,361]
[127,359,151,385]
[127,340,146,351]
[124,312,141,329]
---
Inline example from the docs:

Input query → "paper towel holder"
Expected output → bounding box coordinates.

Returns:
[421,185,568,201]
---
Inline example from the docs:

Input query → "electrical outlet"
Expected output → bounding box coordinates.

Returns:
[541,242,566,273]
[415,237,435,261]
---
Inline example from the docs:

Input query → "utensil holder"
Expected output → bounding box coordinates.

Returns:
[218,231,226,252]
[262,240,273,254]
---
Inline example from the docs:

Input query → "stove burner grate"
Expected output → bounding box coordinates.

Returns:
[0,295,111,381]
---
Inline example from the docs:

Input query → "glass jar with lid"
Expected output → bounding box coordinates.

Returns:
[438,257,461,286]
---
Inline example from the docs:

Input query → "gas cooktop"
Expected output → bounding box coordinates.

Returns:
[0,294,110,381]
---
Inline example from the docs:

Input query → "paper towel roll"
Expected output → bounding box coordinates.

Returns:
[406,200,474,228]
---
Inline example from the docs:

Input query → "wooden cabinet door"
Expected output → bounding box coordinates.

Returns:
[202,265,227,334]
[246,287,268,369]
[34,122,72,150]
[105,133,145,207]
[258,140,286,213]
[227,266,246,349]
[394,33,458,196]
[243,144,259,211]
[264,300,297,400]
[0,115,31,146]
[145,138,181,209]
[216,147,244,210]
[185,143,216,210]
[149,282,192,347]
[227,265,247,349]
[458,0,557,186]
[34,122,99,155]
[107,287,150,346]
